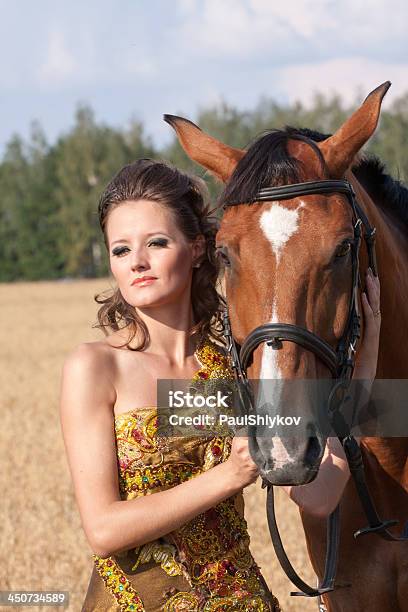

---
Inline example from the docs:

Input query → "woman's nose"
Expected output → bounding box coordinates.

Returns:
[130,248,149,271]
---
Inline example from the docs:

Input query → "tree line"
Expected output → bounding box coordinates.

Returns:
[1,92,408,281]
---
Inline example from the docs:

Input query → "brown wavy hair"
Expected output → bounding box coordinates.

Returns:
[93,158,226,351]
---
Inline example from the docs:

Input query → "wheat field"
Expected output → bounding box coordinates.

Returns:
[0,278,317,611]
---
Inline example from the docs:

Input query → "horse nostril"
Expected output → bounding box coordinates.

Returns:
[306,436,322,464]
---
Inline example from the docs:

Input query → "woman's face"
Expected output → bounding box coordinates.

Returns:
[106,199,204,310]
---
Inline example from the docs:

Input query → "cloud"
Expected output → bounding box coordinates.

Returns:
[249,0,337,38]
[1,1,407,152]
[277,57,408,107]
[174,0,305,61]
[173,0,408,65]
[38,30,76,85]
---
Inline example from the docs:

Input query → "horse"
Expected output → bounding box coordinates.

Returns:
[164,82,408,611]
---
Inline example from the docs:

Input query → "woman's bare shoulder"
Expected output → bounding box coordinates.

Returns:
[64,329,131,367]
[61,333,131,394]
[61,329,148,395]
[63,339,113,371]
[61,339,119,414]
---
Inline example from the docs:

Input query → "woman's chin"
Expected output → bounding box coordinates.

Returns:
[126,295,181,310]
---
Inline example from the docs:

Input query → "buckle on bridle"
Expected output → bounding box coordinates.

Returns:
[266,337,283,350]
[365,226,376,243]
[354,217,362,231]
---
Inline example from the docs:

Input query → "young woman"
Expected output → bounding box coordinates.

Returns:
[60,158,380,612]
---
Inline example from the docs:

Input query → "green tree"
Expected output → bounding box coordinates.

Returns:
[52,104,156,278]
[0,124,59,281]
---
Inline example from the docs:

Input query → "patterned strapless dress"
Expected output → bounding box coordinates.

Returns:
[81,339,281,612]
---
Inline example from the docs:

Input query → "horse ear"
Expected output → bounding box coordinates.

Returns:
[163,114,245,182]
[318,81,391,178]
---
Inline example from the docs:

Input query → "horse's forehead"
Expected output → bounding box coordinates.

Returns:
[259,201,305,265]
[218,201,298,235]
[218,194,351,245]
[260,202,305,243]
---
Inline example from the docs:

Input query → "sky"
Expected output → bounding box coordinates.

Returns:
[1,0,408,153]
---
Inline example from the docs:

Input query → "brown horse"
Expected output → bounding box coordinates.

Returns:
[165,82,408,611]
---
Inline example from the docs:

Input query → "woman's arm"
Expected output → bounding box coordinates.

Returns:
[282,267,381,517]
[60,343,257,558]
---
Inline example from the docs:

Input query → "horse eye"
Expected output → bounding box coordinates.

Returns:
[335,241,352,258]
[216,246,231,267]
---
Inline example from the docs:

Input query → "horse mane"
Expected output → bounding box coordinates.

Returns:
[352,157,408,229]
[220,126,408,230]
[219,127,328,207]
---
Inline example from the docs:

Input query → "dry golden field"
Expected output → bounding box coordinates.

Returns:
[0,278,317,611]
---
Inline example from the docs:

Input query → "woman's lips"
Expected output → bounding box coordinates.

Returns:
[131,277,157,286]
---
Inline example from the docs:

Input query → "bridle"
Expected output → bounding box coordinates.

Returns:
[221,179,408,601]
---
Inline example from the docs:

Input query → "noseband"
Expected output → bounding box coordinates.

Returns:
[221,179,408,601]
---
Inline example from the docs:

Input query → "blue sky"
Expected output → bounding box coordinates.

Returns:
[1,0,407,152]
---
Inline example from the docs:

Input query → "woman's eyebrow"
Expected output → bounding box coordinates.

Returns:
[111,232,171,246]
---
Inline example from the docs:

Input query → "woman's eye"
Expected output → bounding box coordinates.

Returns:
[111,246,129,257]
[111,239,168,256]
[335,241,352,258]
[148,239,168,248]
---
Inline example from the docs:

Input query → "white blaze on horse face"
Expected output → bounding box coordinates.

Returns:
[258,201,304,384]
[256,201,305,469]
[259,201,303,266]
[257,298,283,427]
[259,298,281,380]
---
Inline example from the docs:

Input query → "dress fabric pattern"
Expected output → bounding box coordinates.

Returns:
[81,339,281,612]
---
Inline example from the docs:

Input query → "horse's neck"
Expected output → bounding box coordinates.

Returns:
[348,172,408,491]
[348,172,408,378]
[361,437,408,489]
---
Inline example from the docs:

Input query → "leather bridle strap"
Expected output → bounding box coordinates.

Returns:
[341,434,408,541]
[250,179,359,202]
[264,484,347,597]
[240,323,338,377]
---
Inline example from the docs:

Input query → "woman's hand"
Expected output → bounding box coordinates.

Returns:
[353,267,381,380]
[226,436,260,488]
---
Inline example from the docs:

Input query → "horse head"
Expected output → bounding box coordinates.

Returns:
[165,82,390,485]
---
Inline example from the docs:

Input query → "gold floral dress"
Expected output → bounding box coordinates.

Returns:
[81,339,281,612]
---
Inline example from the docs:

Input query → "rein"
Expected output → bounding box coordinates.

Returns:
[222,179,408,599]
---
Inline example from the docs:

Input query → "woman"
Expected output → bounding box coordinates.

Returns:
[60,158,380,611]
